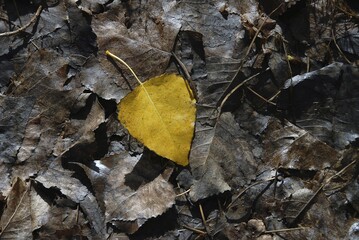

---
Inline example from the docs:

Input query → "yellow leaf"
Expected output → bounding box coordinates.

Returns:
[106,51,196,166]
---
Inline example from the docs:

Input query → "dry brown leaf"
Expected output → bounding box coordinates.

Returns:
[79,152,176,234]
[0,178,31,239]
[190,111,258,201]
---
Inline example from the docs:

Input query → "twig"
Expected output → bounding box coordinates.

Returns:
[264,227,306,234]
[176,189,191,197]
[331,29,352,64]
[218,2,284,109]
[182,224,207,235]
[281,37,293,78]
[199,204,212,238]
[171,51,198,101]
[288,159,357,227]
[0,5,42,37]
[227,177,275,210]
[335,5,359,19]
[76,204,80,224]
[12,0,23,26]
[280,35,296,123]
[268,90,281,102]
[267,36,296,104]
[218,68,269,110]
[246,86,276,106]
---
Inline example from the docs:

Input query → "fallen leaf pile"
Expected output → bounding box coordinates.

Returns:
[0,0,358,239]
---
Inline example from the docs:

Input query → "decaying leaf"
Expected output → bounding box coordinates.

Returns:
[78,151,176,234]
[278,62,359,149]
[0,96,35,165]
[0,178,31,239]
[36,157,105,238]
[189,111,258,201]
[263,119,339,170]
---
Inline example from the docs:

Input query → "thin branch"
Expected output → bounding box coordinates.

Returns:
[176,189,191,197]
[331,29,352,64]
[0,5,42,37]
[171,51,198,100]
[182,224,207,235]
[281,35,296,122]
[227,177,275,210]
[264,227,306,234]
[335,5,359,19]
[199,204,212,239]
[268,90,281,102]
[218,68,269,110]
[12,0,23,26]
[246,86,276,106]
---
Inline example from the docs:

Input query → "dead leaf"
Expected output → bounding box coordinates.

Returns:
[93,1,181,84]
[79,152,176,234]
[277,63,359,149]
[264,119,339,170]
[0,96,35,164]
[36,158,106,238]
[190,111,258,201]
[0,178,31,239]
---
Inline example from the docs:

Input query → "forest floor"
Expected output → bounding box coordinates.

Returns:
[0,0,359,239]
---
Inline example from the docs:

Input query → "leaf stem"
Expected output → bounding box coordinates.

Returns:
[105,50,143,85]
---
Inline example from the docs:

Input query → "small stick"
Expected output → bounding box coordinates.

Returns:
[218,3,284,109]
[264,227,306,234]
[268,90,281,102]
[182,224,207,235]
[227,177,275,210]
[331,29,352,64]
[76,204,80,224]
[176,189,191,197]
[199,204,212,238]
[288,159,357,227]
[171,51,198,101]
[335,6,359,19]
[0,5,42,37]
[218,68,269,110]
[281,36,296,123]
[246,86,276,106]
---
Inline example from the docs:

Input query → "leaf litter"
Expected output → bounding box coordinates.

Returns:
[0,0,358,239]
